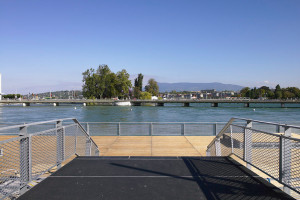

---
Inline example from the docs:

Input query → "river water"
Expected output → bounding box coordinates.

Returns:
[0,103,300,124]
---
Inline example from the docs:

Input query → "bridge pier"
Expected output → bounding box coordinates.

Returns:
[211,103,218,107]
[22,103,30,107]
[53,103,59,106]
[244,103,250,108]
[156,103,164,106]
[281,103,285,108]
[183,103,190,107]
[132,102,142,106]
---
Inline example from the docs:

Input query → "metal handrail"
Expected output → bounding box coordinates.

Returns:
[207,117,300,149]
[206,117,300,197]
[0,118,99,199]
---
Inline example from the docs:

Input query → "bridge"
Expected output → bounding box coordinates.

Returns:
[1,99,300,107]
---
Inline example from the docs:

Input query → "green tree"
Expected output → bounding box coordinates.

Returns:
[140,92,152,100]
[275,84,282,99]
[240,87,250,97]
[82,68,97,99]
[145,78,159,96]
[134,73,144,98]
[116,69,132,99]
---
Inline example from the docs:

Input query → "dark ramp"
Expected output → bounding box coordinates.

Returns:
[18,156,295,200]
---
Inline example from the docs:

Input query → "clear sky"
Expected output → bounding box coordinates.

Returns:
[1,0,300,94]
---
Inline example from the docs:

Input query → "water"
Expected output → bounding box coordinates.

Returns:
[0,103,300,124]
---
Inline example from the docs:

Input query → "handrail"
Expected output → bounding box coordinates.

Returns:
[0,118,75,131]
[206,117,300,197]
[207,117,300,150]
[0,118,100,199]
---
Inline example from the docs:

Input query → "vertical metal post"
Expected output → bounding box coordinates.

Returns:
[181,123,185,136]
[282,126,291,195]
[56,121,64,169]
[244,120,252,169]
[276,125,280,134]
[215,138,221,156]
[118,123,121,136]
[86,122,90,135]
[213,123,217,136]
[19,125,32,195]
[230,125,234,154]
[149,123,153,136]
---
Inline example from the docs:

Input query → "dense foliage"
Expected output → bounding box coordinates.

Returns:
[133,73,143,99]
[3,94,22,99]
[239,85,300,99]
[145,78,159,96]
[82,65,132,99]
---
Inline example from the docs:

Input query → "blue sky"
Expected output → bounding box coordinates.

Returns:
[1,0,300,94]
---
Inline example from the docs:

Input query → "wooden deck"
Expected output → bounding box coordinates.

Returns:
[0,135,214,156]
[91,136,214,156]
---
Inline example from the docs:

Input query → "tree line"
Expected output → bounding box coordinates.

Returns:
[239,85,300,99]
[82,65,159,100]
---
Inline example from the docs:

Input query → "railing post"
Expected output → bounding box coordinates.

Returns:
[149,123,153,136]
[244,120,252,169]
[276,125,280,134]
[213,123,217,136]
[181,123,185,136]
[215,138,221,156]
[56,121,64,169]
[118,123,121,136]
[282,125,292,195]
[86,122,90,135]
[19,125,32,195]
[230,125,234,154]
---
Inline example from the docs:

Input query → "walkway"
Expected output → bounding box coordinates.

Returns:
[91,136,214,156]
[18,156,294,200]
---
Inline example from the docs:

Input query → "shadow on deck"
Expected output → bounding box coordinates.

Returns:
[18,156,294,200]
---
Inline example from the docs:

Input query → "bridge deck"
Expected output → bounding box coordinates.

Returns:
[18,156,294,200]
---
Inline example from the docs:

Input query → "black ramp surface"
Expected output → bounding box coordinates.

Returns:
[18,156,295,200]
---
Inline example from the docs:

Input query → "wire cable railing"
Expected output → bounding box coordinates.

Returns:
[0,118,99,199]
[206,117,300,197]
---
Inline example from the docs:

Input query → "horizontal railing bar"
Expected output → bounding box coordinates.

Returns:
[232,117,300,129]
[0,118,75,131]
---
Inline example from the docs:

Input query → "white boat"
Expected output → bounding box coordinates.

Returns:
[114,101,131,106]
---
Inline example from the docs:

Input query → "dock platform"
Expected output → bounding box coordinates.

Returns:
[18,156,294,200]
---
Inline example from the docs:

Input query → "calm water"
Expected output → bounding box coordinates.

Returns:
[0,103,300,124]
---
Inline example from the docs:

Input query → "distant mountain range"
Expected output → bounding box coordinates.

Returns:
[158,82,244,92]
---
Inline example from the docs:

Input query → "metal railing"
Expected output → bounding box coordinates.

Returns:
[206,117,300,196]
[80,122,229,136]
[0,118,99,199]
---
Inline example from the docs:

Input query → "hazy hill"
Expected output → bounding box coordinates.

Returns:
[158,82,244,92]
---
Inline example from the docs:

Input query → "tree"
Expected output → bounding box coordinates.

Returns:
[82,68,97,99]
[275,84,282,99]
[140,92,152,100]
[145,78,159,96]
[116,69,132,99]
[240,87,250,97]
[82,65,131,99]
[134,73,144,98]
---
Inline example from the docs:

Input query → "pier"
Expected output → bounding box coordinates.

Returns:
[1,99,300,107]
[0,118,300,199]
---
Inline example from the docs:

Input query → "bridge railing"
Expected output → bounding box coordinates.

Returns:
[206,117,300,196]
[80,122,230,136]
[0,118,99,200]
